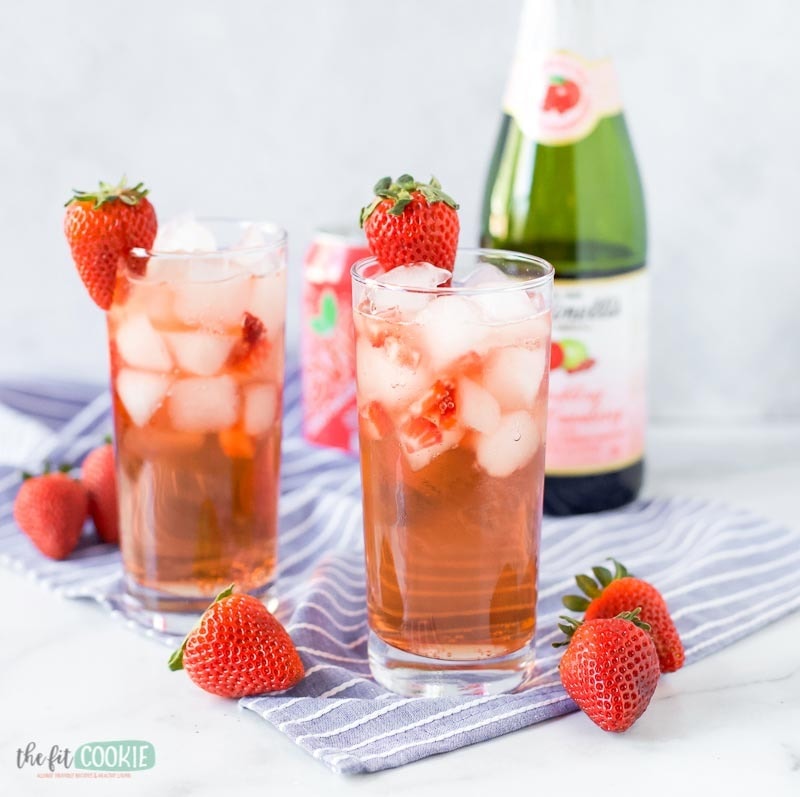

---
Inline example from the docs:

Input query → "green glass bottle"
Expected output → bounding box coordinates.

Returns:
[481,0,648,515]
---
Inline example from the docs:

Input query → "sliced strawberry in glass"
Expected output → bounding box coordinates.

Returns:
[413,380,458,430]
[362,401,394,440]
[400,416,443,453]
[229,312,271,372]
[399,379,459,454]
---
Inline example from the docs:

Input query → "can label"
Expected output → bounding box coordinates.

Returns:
[301,230,371,452]
[504,50,622,146]
[545,270,647,475]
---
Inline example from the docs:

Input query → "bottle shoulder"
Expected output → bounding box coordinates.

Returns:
[481,113,647,275]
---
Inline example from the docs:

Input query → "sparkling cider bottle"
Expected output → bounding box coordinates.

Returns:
[481,0,647,515]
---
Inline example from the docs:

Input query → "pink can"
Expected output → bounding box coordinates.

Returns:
[301,227,370,452]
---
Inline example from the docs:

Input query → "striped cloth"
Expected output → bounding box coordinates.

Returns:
[2,369,800,774]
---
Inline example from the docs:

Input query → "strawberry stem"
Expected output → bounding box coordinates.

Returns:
[359,174,459,227]
[552,606,650,648]
[561,558,635,613]
[168,584,235,671]
[592,565,613,587]
[616,607,651,632]
[65,177,150,210]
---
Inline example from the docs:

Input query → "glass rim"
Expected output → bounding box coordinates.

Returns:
[350,248,554,295]
[130,217,287,260]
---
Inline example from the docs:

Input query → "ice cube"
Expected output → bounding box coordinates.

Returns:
[248,268,287,333]
[415,296,487,370]
[403,427,464,472]
[243,384,278,435]
[165,331,235,376]
[353,307,391,347]
[368,263,451,317]
[116,315,173,372]
[457,376,501,434]
[484,346,547,410]
[355,337,430,411]
[154,214,217,252]
[145,254,191,283]
[173,273,253,332]
[230,224,272,274]
[376,263,452,289]
[460,263,513,287]
[472,289,538,324]
[116,369,172,427]
[475,410,540,478]
[490,312,551,349]
[460,263,541,325]
[234,223,267,250]
[169,376,239,433]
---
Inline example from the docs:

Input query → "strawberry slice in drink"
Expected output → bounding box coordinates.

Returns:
[399,381,462,470]
[229,312,271,373]
[361,401,393,441]
[401,417,442,453]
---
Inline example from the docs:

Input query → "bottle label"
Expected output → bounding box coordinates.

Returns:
[504,51,622,146]
[546,270,647,475]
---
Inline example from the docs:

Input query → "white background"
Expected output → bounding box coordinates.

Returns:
[1,0,798,423]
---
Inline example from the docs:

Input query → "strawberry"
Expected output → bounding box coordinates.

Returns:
[361,401,393,440]
[359,175,460,272]
[13,470,89,560]
[542,77,581,114]
[64,178,158,310]
[228,312,271,372]
[81,442,119,544]
[556,609,660,733]
[169,586,304,698]
[399,380,459,453]
[562,560,685,673]
[400,416,442,453]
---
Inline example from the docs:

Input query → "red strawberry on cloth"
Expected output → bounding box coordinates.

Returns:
[169,586,304,698]
[13,469,89,560]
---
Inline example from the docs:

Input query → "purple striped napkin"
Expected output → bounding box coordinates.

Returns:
[2,368,799,774]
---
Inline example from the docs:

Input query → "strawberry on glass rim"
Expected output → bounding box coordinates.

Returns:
[63,177,158,310]
[359,174,460,273]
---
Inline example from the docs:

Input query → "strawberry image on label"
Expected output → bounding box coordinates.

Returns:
[542,76,580,114]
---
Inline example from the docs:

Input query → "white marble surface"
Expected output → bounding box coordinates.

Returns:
[1,424,800,795]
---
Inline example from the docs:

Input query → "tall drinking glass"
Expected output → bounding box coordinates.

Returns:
[108,220,287,633]
[352,249,553,696]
